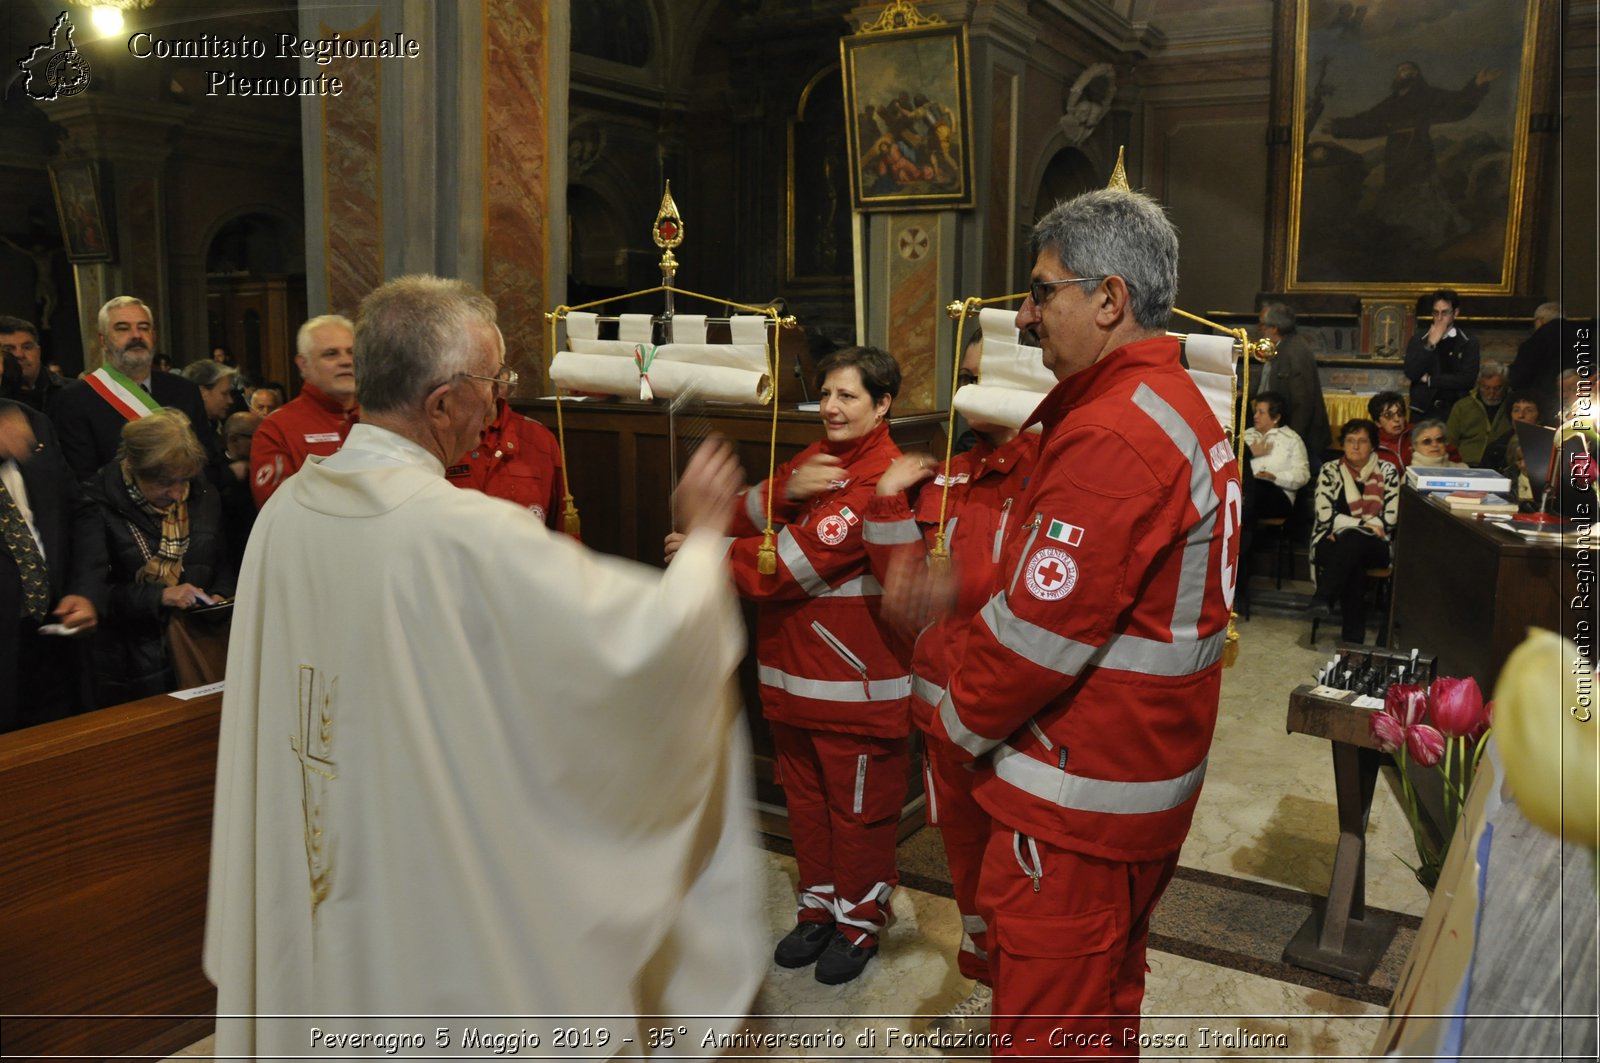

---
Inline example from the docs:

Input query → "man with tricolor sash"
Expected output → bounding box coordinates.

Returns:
[48,296,217,484]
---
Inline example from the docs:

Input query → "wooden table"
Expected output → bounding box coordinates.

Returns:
[1282,660,1433,983]
[1390,487,1562,696]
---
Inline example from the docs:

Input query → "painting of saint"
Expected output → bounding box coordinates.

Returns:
[1290,0,1538,291]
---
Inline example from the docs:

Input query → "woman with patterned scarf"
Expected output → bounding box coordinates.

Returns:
[1309,418,1401,643]
[87,408,233,706]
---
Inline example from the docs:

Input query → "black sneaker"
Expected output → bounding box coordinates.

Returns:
[814,931,877,985]
[773,922,834,968]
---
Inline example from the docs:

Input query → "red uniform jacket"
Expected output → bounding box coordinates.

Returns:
[729,423,912,739]
[930,336,1242,862]
[249,383,358,508]
[445,401,566,530]
[863,431,1040,734]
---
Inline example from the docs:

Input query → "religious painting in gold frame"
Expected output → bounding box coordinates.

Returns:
[840,15,975,213]
[787,64,853,287]
[1271,0,1555,296]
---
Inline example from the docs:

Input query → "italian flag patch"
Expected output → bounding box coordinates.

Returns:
[840,505,859,525]
[1046,518,1083,547]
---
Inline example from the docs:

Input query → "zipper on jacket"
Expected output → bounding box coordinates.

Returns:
[993,497,1014,564]
[811,620,871,699]
[1013,831,1043,893]
[1007,512,1044,595]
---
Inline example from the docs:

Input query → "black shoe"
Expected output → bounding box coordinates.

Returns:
[774,922,834,968]
[814,931,877,985]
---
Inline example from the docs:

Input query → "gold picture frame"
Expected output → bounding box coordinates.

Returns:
[840,13,975,213]
[1269,0,1557,296]
[49,159,113,264]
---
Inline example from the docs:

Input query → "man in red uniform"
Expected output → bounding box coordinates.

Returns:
[445,390,567,531]
[250,315,360,507]
[930,189,1241,1057]
[864,330,1041,1034]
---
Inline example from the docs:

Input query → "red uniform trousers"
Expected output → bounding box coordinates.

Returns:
[925,741,992,983]
[980,831,1178,1059]
[771,721,908,947]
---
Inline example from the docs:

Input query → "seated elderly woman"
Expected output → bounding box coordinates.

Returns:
[1244,389,1310,521]
[87,408,234,706]
[1310,418,1401,643]
[1409,418,1468,469]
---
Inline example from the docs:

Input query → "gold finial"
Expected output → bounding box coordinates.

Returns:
[1106,146,1130,192]
[653,181,684,279]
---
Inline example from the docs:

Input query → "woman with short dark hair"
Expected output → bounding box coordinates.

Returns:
[678,345,911,986]
[1309,418,1400,643]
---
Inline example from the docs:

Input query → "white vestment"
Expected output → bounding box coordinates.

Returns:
[204,424,763,1059]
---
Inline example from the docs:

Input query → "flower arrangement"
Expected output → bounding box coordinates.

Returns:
[1369,676,1491,889]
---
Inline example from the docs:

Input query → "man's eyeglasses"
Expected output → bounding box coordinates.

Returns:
[1028,275,1114,308]
[457,365,519,395]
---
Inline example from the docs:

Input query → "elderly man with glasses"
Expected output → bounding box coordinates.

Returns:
[248,314,361,508]
[205,275,762,1057]
[916,189,1240,1056]
[442,363,569,531]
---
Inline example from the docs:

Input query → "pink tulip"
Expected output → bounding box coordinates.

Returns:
[1428,676,1487,738]
[1385,683,1427,727]
[1407,723,1445,767]
[1370,709,1406,753]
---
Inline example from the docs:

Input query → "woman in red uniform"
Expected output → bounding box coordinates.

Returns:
[864,330,1040,1033]
[673,346,910,985]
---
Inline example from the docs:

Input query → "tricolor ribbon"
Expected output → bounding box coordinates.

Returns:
[634,343,659,401]
[86,365,163,422]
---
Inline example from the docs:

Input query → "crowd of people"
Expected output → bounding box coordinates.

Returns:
[0,295,565,732]
[1235,291,1564,644]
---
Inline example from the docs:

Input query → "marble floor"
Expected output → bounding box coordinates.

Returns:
[169,582,1430,1060]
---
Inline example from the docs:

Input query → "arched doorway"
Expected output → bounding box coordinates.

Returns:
[204,212,306,390]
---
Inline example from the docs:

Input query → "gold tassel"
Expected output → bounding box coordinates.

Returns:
[1221,612,1240,669]
[757,528,777,574]
[562,495,581,538]
[928,532,952,577]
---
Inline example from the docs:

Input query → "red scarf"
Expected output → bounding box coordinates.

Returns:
[1339,455,1384,520]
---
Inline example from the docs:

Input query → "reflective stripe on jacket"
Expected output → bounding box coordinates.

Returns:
[931,336,1241,862]
[729,423,911,738]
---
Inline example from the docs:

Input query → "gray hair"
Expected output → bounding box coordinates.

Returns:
[296,313,355,358]
[1411,418,1448,444]
[1535,301,1563,326]
[117,408,205,480]
[97,295,154,338]
[1477,360,1506,384]
[180,360,238,388]
[1031,189,1178,331]
[1261,301,1297,335]
[354,275,498,415]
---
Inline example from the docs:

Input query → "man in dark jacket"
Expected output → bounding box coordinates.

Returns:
[0,399,105,732]
[1257,302,1332,466]
[48,296,219,482]
[1404,288,1481,421]
[1508,302,1563,427]
[0,316,70,411]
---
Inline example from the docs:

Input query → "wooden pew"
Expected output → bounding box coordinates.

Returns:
[0,691,221,1061]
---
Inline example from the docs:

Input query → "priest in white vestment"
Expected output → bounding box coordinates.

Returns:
[204,276,763,1059]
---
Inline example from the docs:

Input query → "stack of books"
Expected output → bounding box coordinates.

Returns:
[1439,490,1518,515]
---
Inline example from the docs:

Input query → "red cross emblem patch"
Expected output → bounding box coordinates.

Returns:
[1023,546,1078,601]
